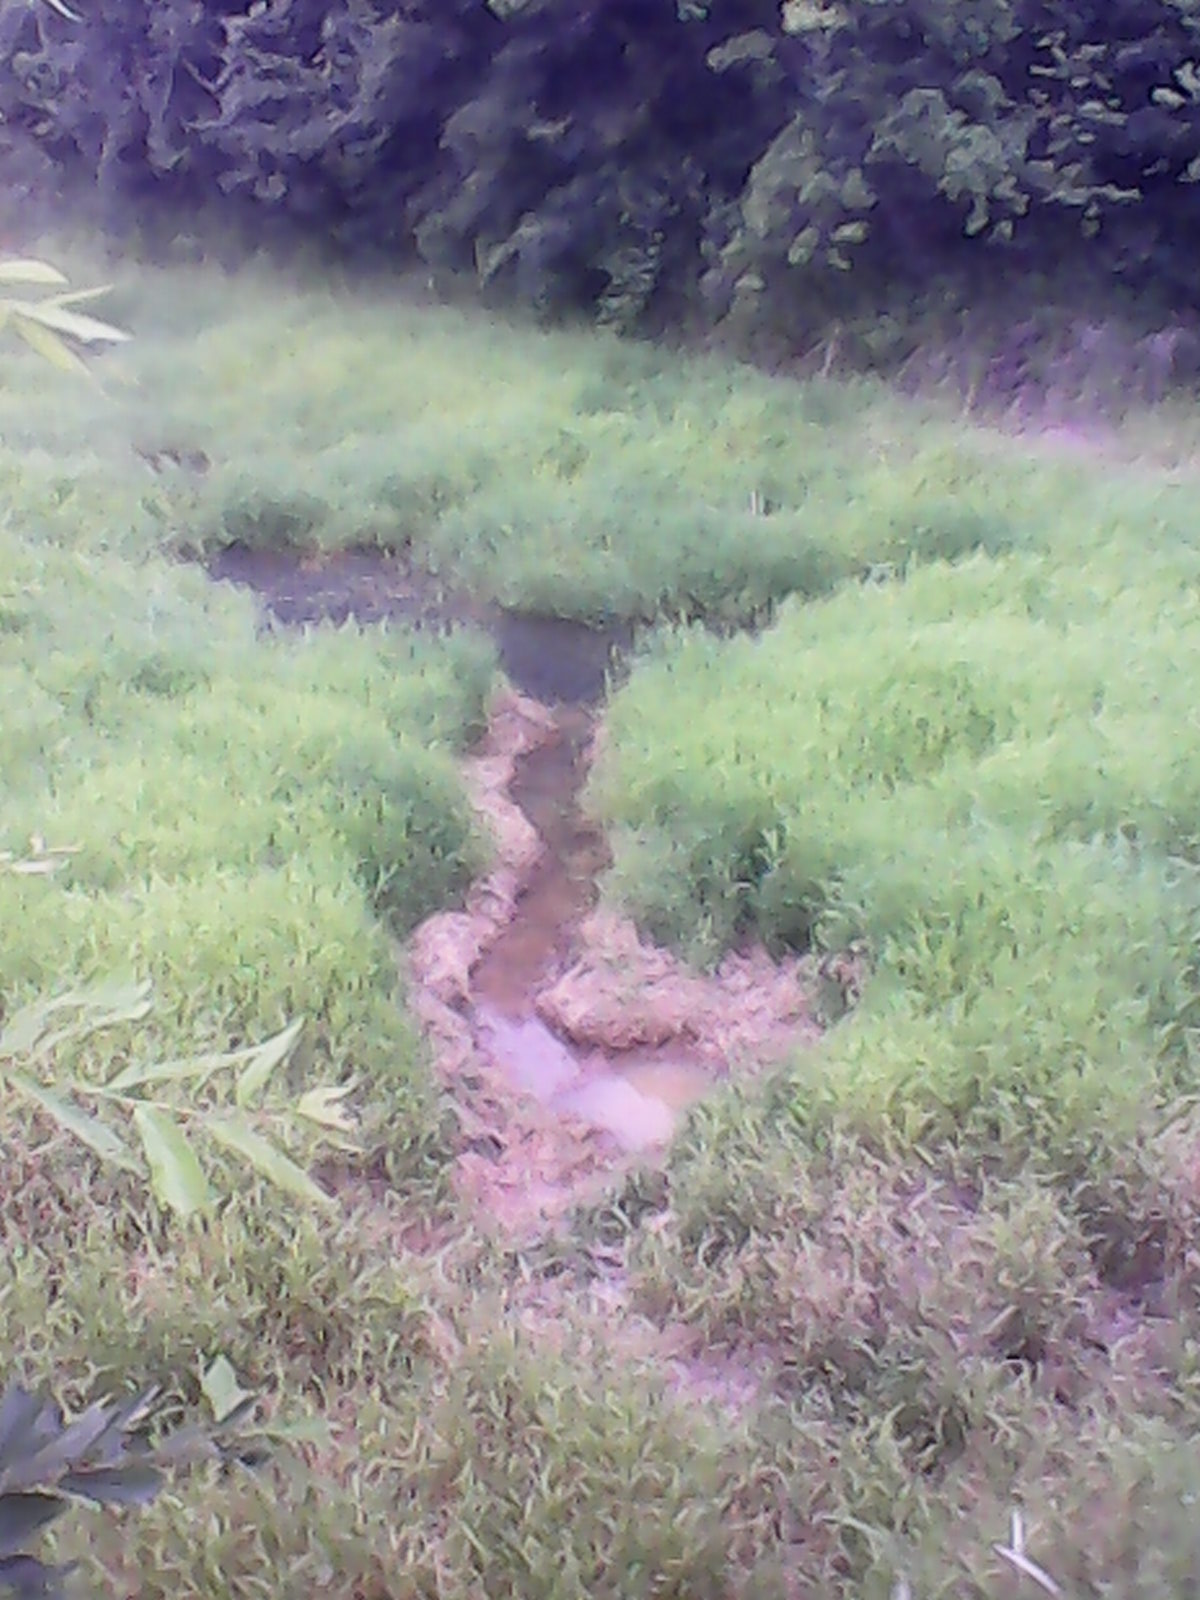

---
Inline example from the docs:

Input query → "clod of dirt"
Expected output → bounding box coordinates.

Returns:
[536,907,822,1069]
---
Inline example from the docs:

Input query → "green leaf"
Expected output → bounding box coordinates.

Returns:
[200,1357,251,1425]
[40,285,115,308]
[16,302,130,345]
[0,259,69,288]
[0,1389,50,1475]
[0,998,59,1058]
[107,1051,235,1093]
[132,1106,213,1217]
[10,314,89,375]
[234,1017,304,1107]
[1,981,153,1063]
[59,1466,164,1506]
[260,1416,330,1447]
[13,1401,121,1489]
[203,1115,333,1208]
[5,1074,138,1171]
[110,1018,301,1097]
[294,1081,358,1134]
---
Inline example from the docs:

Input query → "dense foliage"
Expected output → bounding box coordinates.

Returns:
[4,0,1200,340]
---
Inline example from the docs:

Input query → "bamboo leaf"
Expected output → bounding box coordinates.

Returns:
[203,1115,333,1208]
[107,1051,236,1092]
[0,1493,64,1558]
[294,1081,358,1134]
[6,1073,138,1171]
[59,1465,164,1507]
[13,1401,121,1488]
[1,980,153,1062]
[10,313,89,374]
[0,1389,50,1474]
[42,286,115,308]
[199,1357,251,1424]
[234,1017,304,1107]
[111,1021,300,1094]
[15,302,130,345]
[132,1106,213,1217]
[0,259,69,288]
[0,997,62,1058]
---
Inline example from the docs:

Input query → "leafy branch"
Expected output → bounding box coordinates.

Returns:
[0,981,358,1218]
[0,259,129,375]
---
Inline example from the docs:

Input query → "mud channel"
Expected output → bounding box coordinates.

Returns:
[209,544,821,1233]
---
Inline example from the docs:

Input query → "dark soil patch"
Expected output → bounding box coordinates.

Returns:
[207,542,633,707]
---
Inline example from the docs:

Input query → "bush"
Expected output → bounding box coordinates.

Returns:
[6,0,1200,345]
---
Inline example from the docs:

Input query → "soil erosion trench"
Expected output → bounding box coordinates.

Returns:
[210,544,821,1230]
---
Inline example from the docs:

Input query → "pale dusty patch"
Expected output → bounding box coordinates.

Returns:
[405,688,626,1230]
[406,688,555,1010]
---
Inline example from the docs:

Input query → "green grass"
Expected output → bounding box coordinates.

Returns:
[0,242,1121,623]
[0,528,492,1159]
[8,240,1200,1598]
[592,546,1200,1156]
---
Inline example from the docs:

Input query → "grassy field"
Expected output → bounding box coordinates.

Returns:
[5,241,1200,1597]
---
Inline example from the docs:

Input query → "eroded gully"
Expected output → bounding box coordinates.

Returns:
[208,544,821,1234]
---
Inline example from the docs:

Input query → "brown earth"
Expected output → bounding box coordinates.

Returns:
[404,686,822,1238]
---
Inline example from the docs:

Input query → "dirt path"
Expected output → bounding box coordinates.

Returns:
[206,544,823,1232]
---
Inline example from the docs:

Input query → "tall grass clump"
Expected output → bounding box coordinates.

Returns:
[592,545,1200,1168]
[0,245,1131,625]
[0,526,492,1160]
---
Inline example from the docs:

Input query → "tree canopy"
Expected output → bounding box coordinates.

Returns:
[3,0,1198,332]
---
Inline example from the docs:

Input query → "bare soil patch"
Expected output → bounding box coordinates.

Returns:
[405,687,821,1236]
